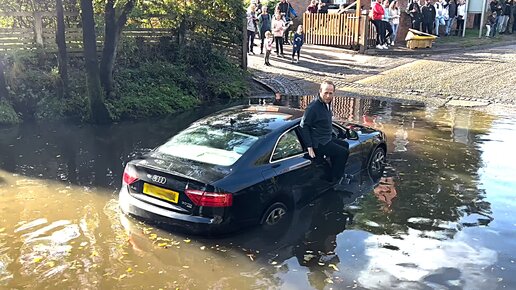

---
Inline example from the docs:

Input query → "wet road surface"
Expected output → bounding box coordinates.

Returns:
[1,97,515,289]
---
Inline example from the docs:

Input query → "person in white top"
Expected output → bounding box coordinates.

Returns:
[389,0,401,45]
[246,4,258,54]
[271,12,286,57]
[455,0,466,35]
[434,0,446,36]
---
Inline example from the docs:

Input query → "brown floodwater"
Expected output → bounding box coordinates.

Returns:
[0,97,515,289]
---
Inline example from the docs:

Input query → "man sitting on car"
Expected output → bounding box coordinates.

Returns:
[300,81,350,191]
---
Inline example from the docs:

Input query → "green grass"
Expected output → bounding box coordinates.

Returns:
[435,28,515,48]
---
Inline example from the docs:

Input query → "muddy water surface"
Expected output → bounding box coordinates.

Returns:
[0,98,515,289]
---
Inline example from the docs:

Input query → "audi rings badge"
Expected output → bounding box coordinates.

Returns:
[151,175,167,185]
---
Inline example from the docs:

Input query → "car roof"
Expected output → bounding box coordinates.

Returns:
[197,105,304,137]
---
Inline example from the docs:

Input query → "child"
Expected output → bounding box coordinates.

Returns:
[486,11,497,38]
[264,31,274,66]
[291,25,304,63]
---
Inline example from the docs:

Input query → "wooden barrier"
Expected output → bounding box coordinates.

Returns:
[303,12,376,50]
[0,11,245,68]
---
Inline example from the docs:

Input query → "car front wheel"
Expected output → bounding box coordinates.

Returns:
[368,146,386,178]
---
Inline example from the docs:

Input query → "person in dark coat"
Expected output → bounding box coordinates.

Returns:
[444,0,457,35]
[422,0,437,34]
[300,81,350,191]
[408,0,423,30]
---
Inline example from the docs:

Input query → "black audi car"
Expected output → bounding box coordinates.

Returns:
[119,105,387,234]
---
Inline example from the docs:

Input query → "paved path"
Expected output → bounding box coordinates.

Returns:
[249,42,516,110]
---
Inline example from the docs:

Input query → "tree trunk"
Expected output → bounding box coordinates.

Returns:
[80,0,110,124]
[99,0,135,99]
[56,0,69,99]
[0,56,8,101]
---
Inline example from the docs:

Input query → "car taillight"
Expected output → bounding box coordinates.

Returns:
[122,165,139,185]
[185,189,233,207]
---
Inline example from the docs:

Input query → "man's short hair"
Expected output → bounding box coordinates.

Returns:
[320,80,336,91]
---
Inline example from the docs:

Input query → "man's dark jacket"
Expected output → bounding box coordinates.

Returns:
[300,96,332,149]
[421,4,436,23]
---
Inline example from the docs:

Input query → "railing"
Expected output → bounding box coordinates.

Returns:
[303,12,376,50]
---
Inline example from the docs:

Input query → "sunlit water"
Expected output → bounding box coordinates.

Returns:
[0,98,515,289]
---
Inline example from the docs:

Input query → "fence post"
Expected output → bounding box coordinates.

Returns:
[359,13,368,54]
[33,12,44,47]
[241,17,247,70]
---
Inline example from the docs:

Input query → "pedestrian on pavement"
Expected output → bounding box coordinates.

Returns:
[264,31,274,66]
[318,0,331,14]
[258,6,272,54]
[300,80,350,191]
[307,0,319,13]
[272,12,286,57]
[382,0,394,45]
[444,0,456,36]
[246,4,258,55]
[509,0,516,33]
[370,0,388,49]
[500,0,512,33]
[434,0,446,36]
[489,0,501,36]
[456,0,466,35]
[486,11,498,37]
[276,0,294,44]
[408,0,423,30]
[422,0,437,34]
[389,0,401,45]
[292,25,304,63]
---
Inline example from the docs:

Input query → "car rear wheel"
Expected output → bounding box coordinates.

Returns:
[368,146,386,179]
[261,202,287,226]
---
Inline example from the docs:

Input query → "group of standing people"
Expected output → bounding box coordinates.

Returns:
[371,0,401,49]
[408,0,466,36]
[246,0,304,66]
[486,0,516,37]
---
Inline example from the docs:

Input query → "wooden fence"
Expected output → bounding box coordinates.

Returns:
[0,11,244,67]
[303,12,376,50]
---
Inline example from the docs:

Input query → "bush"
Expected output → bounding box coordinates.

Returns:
[0,99,20,124]
[108,61,200,120]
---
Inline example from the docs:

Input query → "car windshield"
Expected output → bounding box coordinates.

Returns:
[156,125,259,166]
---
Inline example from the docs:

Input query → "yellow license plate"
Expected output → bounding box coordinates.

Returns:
[143,183,179,204]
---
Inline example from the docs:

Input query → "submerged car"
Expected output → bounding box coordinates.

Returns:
[119,105,386,234]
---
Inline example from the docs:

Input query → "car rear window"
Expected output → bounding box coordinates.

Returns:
[156,125,259,166]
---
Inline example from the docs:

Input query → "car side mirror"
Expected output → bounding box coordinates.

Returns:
[346,129,359,140]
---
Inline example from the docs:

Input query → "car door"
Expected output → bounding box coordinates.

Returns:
[267,127,326,206]
[332,123,363,176]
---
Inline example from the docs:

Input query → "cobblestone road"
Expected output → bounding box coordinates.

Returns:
[249,43,516,111]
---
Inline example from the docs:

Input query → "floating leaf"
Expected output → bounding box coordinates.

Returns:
[80,242,88,247]
[126,267,132,273]
[33,256,43,263]
[329,264,339,271]
[149,234,158,240]
[0,227,5,233]
[157,243,169,248]
[270,261,278,265]
[324,278,334,284]
[183,239,191,243]
[118,274,127,280]
[318,262,325,266]
[46,261,55,267]
[200,246,206,250]
[182,265,190,269]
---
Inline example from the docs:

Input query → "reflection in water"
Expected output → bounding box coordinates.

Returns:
[1,97,515,289]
